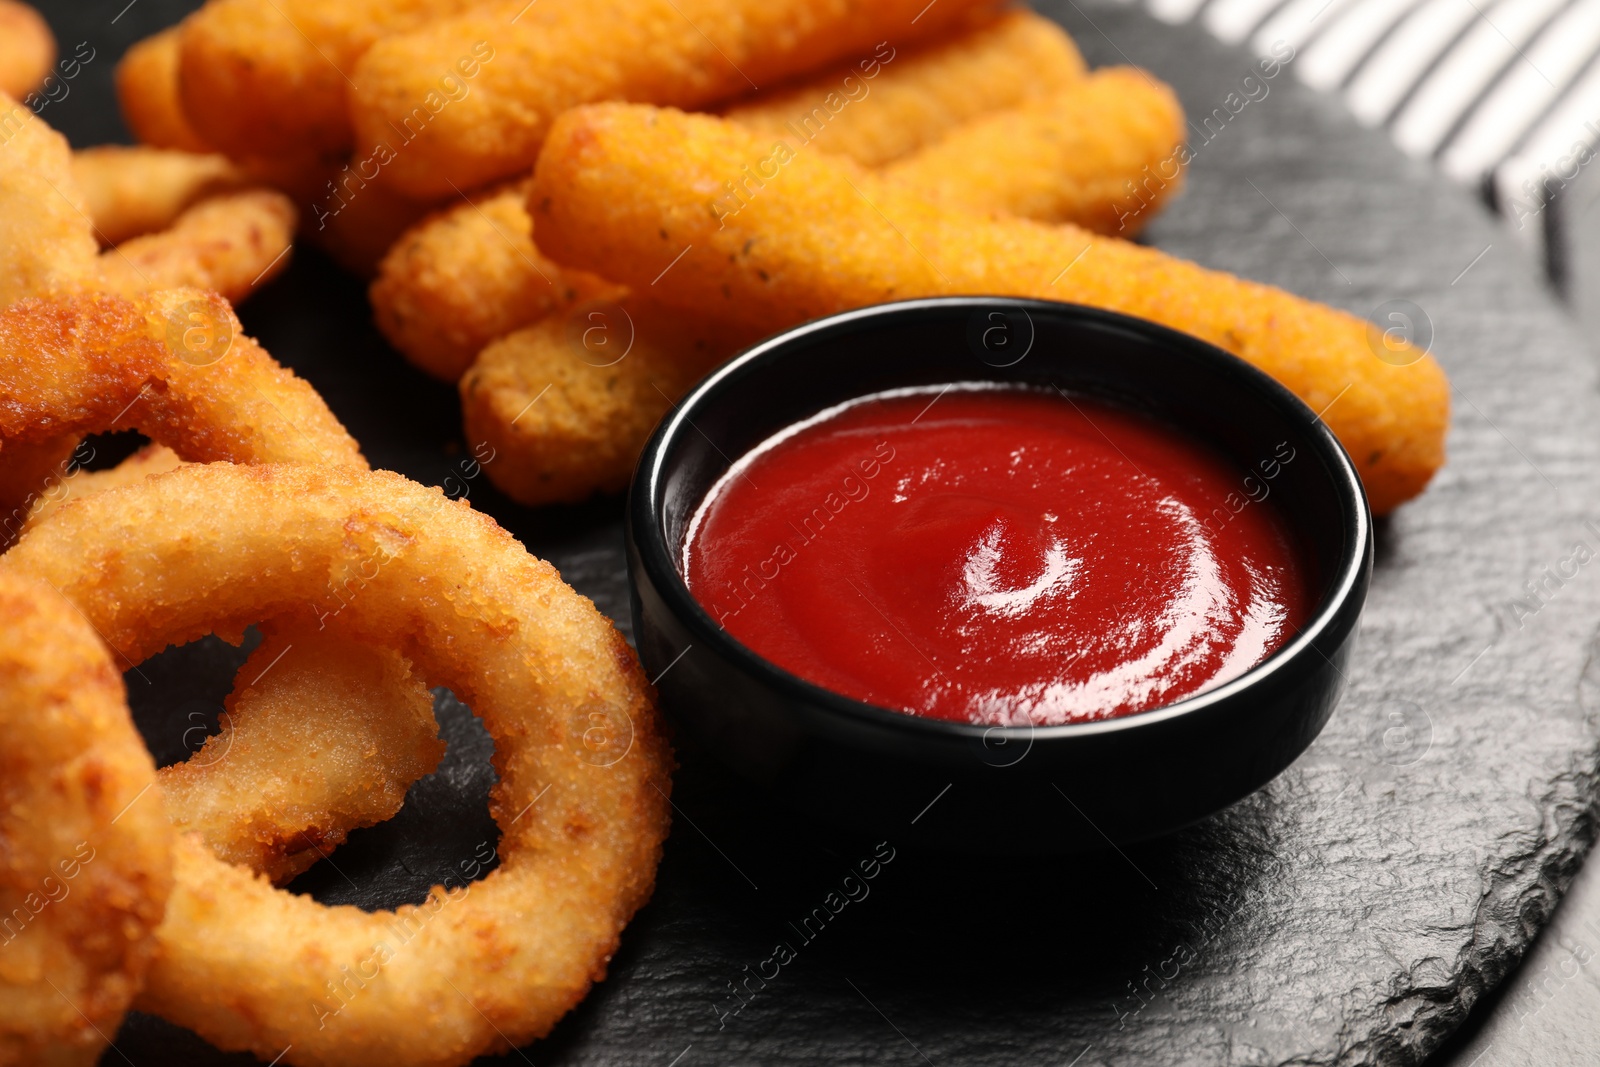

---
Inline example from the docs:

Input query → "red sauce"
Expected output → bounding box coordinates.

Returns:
[682,385,1311,725]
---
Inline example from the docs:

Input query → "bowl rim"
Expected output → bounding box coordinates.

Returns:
[631,296,1372,744]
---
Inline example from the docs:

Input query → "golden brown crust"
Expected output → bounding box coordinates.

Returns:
[350,0,1006,198]
[71,146,247,246]
[723,9,1085,167]
[461,296,754,504]
[371,181,618,381]
[5,463,673,1067]
[0,289,363,472]
[115,27,213,154]
[0,570,174,1067]
[883,67,1188,235]
[531,103,1449,514]
[0,92,98,306]
[20,443,182,533]
[159,619,444,885]
[0,1,54,100]
[175,0,485,160]
[95,191,297,303]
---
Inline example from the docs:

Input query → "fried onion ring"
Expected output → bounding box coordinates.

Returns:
[3,462,672,1067]
[0,289,362,502]
[17,443,444,886]
[0,570,174,1067]
[160,619,445,886]
[0,291,448,890]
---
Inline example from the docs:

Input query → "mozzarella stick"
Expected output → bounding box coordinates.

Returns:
[883,67,1186,234]
[373,17,1093,382]
[722,9,1083,167]
[307,174,435,278]
[115,26,213,153]
[95,190,296,303]
[72,146,248,246]
[350,0,1004,198]
[531,104,1448,514]
[372,181,618,381]
[0,0,53,99]
[175,0,485,160]
[461,298,755,504]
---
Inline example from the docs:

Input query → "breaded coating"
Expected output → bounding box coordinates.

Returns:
[0,571,174,1067]
[95,190,297,303]
[883,67,1187,234]
[350,0,1005,198]
[176,0,485,160]
[0,438,80,548]
[159,621,444,886]
[723,9,1084,167]
[0,92,98,304]
[114,26,212,154]
[0,1,53,99]
[461,297,755,503]
[6,463,673,1067]
[11,386,445,897]
[372,181,618,381]
[0,290,364,478]
[372,17,1092,384]
[308,174,436,279]
[71,146,247,246]
[20,443,181,534]
[532,104,1449,514]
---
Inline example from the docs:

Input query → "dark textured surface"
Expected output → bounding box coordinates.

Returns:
[26,1,1600,1064]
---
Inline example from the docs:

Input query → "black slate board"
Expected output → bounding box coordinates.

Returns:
[31,1,1600,1064]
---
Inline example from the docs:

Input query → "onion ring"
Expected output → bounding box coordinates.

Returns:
[0,292,443,886]
[0,570,174,1066]
[0,288,362,528]
[161,618,445,885]
[2,462,672,1067]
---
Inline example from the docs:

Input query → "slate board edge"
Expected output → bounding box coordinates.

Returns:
[1366,708,1599,1067]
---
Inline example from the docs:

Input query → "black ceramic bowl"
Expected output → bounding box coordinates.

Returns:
[627,297,1371,853]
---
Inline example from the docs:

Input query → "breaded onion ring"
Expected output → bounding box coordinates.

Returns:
[20,442,182,533]
[71,146,247,246]
[0,571,174,1067]
[20,461,444,888]
[2,319,442,886]
[95,190,297,303]
[160,619,443,885]
[3,462,672,1067]
[0,91,98,305]
[0,289,362,503]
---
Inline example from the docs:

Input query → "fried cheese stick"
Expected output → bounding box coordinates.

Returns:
[175,0,487,160]
[115,26,213,153]
[882,66,1186,234]
[461,297,759,502]
[720,9,1084,167]
[527,104,1448,514]
[372,14,1095,381]
[349,0,1006,198]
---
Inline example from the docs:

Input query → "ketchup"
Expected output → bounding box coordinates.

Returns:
[682,385,1311,725]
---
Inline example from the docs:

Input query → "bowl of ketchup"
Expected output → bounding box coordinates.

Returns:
[627,297,1371,853]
